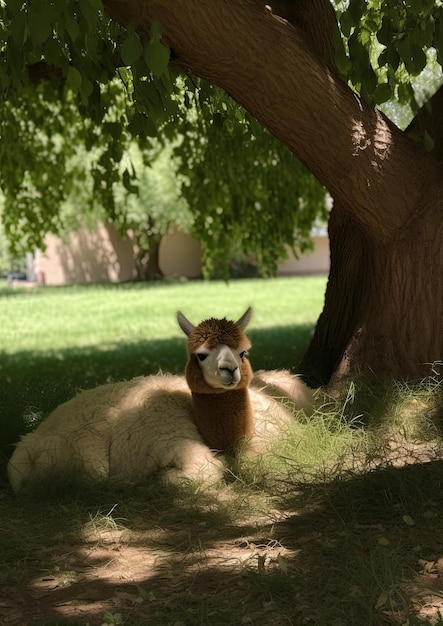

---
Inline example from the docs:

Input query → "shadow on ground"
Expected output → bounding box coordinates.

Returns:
[1,460,443,625]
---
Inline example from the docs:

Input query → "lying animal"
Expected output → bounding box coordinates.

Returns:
[8,308,313,491]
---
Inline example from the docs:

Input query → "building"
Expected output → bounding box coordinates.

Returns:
[29,222,329,285]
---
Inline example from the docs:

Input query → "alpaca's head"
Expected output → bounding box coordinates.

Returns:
[177,308,253,392]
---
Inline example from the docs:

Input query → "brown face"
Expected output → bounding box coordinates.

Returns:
[177,309,254,391]
[187,317,250,352]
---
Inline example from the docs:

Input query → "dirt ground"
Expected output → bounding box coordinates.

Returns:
[2,448,443,625]
[1,486,314,626]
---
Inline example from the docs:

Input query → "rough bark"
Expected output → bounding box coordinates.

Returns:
[255,0,341,72]
[303,193,443,383]
[102,0,443,381]
[301,209,371,386]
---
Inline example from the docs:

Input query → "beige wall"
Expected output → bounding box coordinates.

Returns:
[159,226,203,279]
[38,223,204,285]
[38,223,137,285]
[36,223,329,286]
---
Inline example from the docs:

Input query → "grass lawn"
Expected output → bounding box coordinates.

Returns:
[0,276,326,470]
[1,276,443,626]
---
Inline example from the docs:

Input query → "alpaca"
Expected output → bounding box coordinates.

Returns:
[177,307,313,452]
[8,308,313,492]
[177,307,255,451]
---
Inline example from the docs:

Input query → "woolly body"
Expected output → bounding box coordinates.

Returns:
[8,375,225,492]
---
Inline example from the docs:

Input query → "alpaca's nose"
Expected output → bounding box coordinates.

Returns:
[219,366,240,385]
[220,366,238,377]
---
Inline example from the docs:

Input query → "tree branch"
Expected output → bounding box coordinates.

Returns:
[102,0,438,240]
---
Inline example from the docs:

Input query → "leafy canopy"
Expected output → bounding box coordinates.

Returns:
[335,0,443,114]
[1,1,442,275]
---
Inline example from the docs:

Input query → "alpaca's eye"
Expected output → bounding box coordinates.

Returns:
[239,351,248,359]
[197,353,208,362]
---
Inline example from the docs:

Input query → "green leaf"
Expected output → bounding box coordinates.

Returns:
[397,82,414,104]
[409,0,423,18]
[121,33,143,66]
[334,48,352,77]
[28,5,52,46]
[422,17,435,48]
[10,10,28,46]
[128,112,158,138]
[397,38,412,66]
[66,66,82,91]
[144,39,170,78]
[348,0,364,23]
[377,16,391,46]
[410,44,427,75]
[104,122,123,141]
[43,37,65,69]
[79,0,100,31]
[378,45,400,72]
[150,20,162,39]
[365,19,379,34]
[80,77,93,100]
[64,14,80,42]
[339,11,354,38]
[360,66,377,97]
[374,82,392,105]
[386,45,400,71]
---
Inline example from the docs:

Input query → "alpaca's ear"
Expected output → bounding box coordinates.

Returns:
[236,307,253,331]
[177,311,195,336]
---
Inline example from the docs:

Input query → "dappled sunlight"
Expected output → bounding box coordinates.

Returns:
[351,111,393,163]
[2,282,443,624]
[2,480,312,624]
[3,414,443,624]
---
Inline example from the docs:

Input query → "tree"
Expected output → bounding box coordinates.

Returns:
[55,140,193,281]
[0,5,327,280]
[175,84,327,278]
[102,0,443,385]
[1,0,443,384]
[114,142,193,280]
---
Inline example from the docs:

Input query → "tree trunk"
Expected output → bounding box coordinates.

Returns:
[145,232,164,280]
[336,194,443,380]
[302,194,443,384]
[301,206,371,386]
[103,0,443,381]
[133,229,164,281]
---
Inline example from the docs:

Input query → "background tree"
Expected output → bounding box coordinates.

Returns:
[1,0,443,384]
[49,138,193,281]
[0,4,327,279]
[114,142,192,280]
